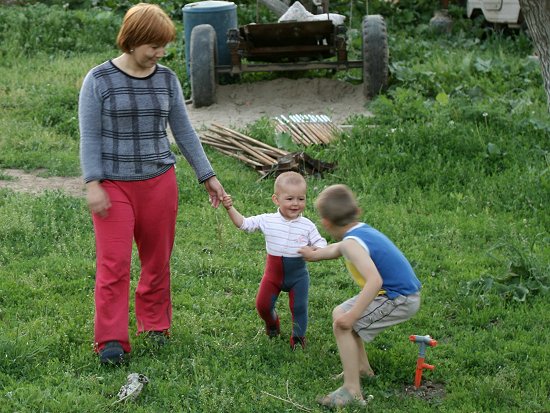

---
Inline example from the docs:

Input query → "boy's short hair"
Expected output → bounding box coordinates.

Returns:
[117,3,176,53]
[315,184,359,226]
[274,171,306,194]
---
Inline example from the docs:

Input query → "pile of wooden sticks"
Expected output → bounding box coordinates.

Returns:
[200,123,288,169]
[274,114,341,146]
[199,123,336,177]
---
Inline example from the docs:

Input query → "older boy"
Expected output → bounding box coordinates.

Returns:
[222,172,326,350]
[299,184,421,407]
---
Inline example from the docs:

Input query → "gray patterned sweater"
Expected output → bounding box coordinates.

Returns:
[78,61,215,183]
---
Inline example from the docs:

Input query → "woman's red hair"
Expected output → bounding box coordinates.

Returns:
[116,3,176,53]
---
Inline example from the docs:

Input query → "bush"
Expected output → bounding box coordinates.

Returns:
[0,4,120,58]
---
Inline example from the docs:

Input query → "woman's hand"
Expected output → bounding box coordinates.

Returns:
[86,181,111,218]
[203,176,226,208]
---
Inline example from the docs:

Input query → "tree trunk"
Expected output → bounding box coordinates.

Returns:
[519,0,550,112]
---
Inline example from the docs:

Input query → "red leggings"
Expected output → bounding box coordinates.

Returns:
[92,168,178,353]
[256,254,309,337]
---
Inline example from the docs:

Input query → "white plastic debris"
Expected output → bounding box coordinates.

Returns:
[278,1,346,25]
[308,13,346,25]
[278,1,312,22]
[116,373,149,402]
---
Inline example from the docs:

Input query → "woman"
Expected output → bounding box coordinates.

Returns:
[78,3,225,364]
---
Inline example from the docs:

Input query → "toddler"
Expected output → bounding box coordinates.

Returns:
[222,172,327,349]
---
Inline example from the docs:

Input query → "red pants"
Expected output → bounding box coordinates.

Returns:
[92,168,178,353]
[256,254,309,337]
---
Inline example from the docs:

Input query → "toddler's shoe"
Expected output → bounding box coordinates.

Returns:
[266,316,280,338]
[290,336,306,351]
[99,341,125,365]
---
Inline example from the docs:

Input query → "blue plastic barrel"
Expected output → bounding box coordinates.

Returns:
[182,1,238,73]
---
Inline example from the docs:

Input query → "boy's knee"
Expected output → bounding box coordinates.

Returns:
[332,322,350,337]
[332,305,344,321]
[331,307,348,335]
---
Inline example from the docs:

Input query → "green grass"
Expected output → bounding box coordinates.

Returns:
[1,4,549,413]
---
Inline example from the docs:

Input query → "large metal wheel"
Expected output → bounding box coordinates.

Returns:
[190,24,218,108]
[362,15,389,99]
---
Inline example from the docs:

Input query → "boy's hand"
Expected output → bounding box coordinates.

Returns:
[222,194,233,210]
[298,246,317,261]
[299,243,341,261]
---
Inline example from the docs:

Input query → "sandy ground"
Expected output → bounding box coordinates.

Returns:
[0,78,370,197]
[186,77,370,129]
[0,168,86,197]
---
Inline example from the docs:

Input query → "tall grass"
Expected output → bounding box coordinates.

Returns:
[0,4,549,412]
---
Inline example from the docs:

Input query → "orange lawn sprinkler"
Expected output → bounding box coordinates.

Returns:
[409,335,438,388]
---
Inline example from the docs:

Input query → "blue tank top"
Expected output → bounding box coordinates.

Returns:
[344,223,421,299]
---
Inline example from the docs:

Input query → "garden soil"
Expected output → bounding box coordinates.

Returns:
[187,77,370,129]
[0,78,370,197]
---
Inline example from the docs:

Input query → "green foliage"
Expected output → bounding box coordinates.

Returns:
[388,30,541,99]
[0,191,91,263]
[362,0,437,26]
[463,236,550,302]
[0,53,103,174]
[0,4,120,58]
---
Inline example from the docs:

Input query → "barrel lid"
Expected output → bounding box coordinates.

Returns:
[183,1,236,12]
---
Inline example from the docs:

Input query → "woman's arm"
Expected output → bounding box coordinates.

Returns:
[78,71,104,184]
[168,71,215,182]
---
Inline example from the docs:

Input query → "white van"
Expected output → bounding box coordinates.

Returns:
[466,0,522,28]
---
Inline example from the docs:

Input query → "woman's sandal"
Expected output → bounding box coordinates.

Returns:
[316,387,367,408]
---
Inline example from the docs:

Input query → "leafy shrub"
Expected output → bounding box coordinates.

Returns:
[0,4,120,58]
[462,236,550,302]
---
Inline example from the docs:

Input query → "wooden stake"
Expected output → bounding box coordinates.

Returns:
[211,123,288,156]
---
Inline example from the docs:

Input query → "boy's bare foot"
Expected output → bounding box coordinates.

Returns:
[332,369,375,380]
[317,386,367,408]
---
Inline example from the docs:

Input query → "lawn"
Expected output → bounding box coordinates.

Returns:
[0,3,549,412]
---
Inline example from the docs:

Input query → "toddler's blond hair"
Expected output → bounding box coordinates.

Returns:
[274,172,306,194]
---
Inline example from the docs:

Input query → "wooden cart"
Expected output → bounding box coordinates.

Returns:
[189,14,388,107]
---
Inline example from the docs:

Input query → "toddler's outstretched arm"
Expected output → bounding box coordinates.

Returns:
[222,194,244,228]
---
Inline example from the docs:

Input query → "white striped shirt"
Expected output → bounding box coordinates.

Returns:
[240,210,327,257]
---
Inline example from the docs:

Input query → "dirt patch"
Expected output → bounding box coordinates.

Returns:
[185,77,371,129]
[403,381,446,401]
[0,169,85,198]
[0,78,370,197]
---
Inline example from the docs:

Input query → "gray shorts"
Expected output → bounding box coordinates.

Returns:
[339,292,421,342]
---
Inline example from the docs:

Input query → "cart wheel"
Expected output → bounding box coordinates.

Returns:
[190,24,218,108]
[362,15,389,99]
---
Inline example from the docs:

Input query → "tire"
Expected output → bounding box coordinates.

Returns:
[362,15,389,99]
[190,24,218,108]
